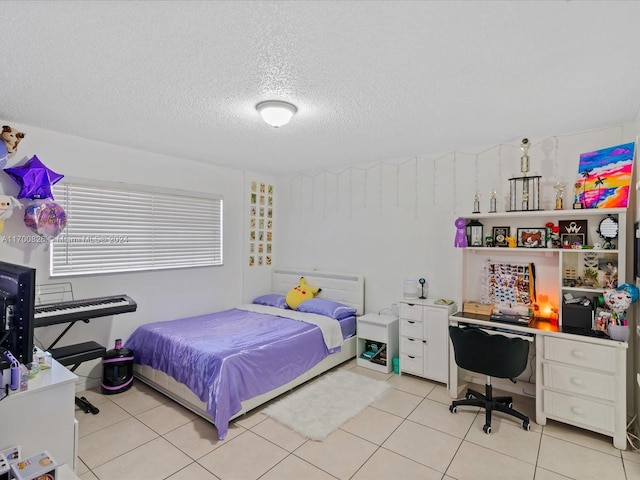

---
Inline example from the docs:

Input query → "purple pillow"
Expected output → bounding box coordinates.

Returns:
[296,298,357,320]
[253,294,289,309]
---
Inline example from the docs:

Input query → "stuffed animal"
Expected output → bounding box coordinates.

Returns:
[1,125,25,157]
[285,277,321,310]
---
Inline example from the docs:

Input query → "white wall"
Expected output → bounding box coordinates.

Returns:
[276,125,635,314]
[0,122,273,389]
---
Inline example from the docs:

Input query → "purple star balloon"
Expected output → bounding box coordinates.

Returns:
[4,155,64,200]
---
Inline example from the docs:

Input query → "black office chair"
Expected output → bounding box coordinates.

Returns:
[448,325,531,433]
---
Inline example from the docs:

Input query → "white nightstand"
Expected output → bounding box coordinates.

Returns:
[356,313,399,373]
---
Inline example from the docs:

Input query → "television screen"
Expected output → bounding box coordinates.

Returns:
[0,261,36,364]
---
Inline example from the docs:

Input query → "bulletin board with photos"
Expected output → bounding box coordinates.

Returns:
[483,261,535,308]
[248,181,274,267]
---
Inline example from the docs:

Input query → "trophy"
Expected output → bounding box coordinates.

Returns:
[573,181,583,209]
[473,192,480,213]
[489,189,497,213]
[554,182,565,210]
[508,137,540,211]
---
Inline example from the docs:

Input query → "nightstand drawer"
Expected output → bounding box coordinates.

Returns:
[400,303,422,321]
[400,319,423,339]
[543,363,615,401]
[543,390,615,432]
[544,337,616,372]
[400,353,424,375]
[358,321,387,342]
[401,336,423,356]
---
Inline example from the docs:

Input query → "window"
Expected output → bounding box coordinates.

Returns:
[50,180,223,276]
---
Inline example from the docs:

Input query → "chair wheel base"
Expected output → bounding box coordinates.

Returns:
[449,405,457,414]
[483,424,491,434]
[523,421,530,431]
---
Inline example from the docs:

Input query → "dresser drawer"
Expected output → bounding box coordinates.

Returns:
[358,321,387,343]
[542,363,616,401]
[400,353,423,375]
[400,336,423,356]
[543,337,617,373]
[543,390,615,432]
[400,303,422,321]
[400,319,423,339]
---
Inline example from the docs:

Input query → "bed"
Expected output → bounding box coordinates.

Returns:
[127,268,364,439]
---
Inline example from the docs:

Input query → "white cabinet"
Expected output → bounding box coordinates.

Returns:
[536,335,627,449]
[0,357,78,470]
[356,313,399,374]
[398,299,457,383]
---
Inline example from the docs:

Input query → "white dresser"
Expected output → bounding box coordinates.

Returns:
[536,334,627,449]
[0,357,78,470]
[398,299,457,383]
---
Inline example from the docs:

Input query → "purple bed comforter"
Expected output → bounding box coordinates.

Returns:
[125,307,338,439]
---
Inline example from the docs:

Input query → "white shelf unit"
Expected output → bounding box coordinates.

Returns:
[460,208,627,326]
[398,299,458,383]
[356,313,399,373]
[456,207,630,449]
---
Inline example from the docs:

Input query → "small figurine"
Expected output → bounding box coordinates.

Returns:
[485,236,494,247]
[506,236,517,248]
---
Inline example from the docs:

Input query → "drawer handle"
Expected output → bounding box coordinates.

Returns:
[570,378,584,386]
[571,406,585,416]
[408,320,416,324]
[408,355,415,359]
[407,338,415,342]
[571,350,585,358]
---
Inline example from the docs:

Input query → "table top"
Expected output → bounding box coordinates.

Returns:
[450,312,627,347]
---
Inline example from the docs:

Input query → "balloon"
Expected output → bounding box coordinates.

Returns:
[23,200,67,241]
[0,195,22,234]
[617,283,639,303]
[4,155,64,200]
[602,290,633,314]
[0,142,8,169]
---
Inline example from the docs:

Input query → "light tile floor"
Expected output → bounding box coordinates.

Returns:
[74,360,640,480]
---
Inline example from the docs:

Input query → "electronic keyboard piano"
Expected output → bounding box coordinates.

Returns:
[34,294,137,327]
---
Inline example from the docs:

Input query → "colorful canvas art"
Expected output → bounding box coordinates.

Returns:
[575,142,635,209]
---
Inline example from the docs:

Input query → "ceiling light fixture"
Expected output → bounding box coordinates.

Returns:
[256,100,297,127]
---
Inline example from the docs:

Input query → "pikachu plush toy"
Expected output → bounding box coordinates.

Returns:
[286,277,321,309]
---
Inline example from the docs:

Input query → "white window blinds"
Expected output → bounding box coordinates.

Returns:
[50,181,223,276]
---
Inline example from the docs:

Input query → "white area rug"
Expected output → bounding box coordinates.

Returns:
[263,369,391,441]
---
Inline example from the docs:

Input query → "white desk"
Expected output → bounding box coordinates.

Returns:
[0,358,78,469]
[449,312,628,450]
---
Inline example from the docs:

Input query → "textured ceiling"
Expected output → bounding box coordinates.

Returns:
[2,1,640,175]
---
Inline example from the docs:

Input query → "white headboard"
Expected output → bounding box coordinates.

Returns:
[272,268,365,315]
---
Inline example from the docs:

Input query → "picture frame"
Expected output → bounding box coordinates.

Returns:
[559,220,587,246]
[492,226,510,247]
[517,227,546,248]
